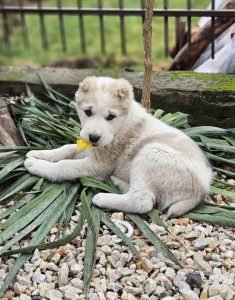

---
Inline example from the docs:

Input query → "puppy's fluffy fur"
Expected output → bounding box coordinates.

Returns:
[25,76,212,216]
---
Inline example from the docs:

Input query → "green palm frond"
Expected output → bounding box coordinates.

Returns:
[0,82,234,297]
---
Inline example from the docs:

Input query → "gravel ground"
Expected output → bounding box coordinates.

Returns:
[0,193,235,300]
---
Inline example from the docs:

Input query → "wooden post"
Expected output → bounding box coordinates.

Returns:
[141,0,154,111]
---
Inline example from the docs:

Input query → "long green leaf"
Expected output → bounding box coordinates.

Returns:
[83,206,101,296]
[204,201,235,211]
[0,157,24,181]
[205,152,235,167]
[0,253,32,297]
[32,177,45,192]
[26,184,78,239]
[198,135,230,146]
[0,171,25,185]
[0,174,38,202]
[80,177,120,194]
[0,156,21,168]
[80,189,98,236]
[63,191,79,228]
[183,126,230,137]
[47,86,72,102]
[160,111,189,128]
[0,146,43,153]
[1,209,85,257]
[37,73,69,107]
[0,185,64,243]
[199,135,235,151]
[191,204,235,215]
[148,209,169,232]
[213,178,235,188]
[127,214,181,266]
[0,184,78,296]
[0,190,69,255]
[184,212,235,228]
[100,211,139,257]
[153,109,164,119]
[213,167,235,178]
[0,184,63,229]
[0,193,34,222]
[210,186,235,200]
[223,136,235,146]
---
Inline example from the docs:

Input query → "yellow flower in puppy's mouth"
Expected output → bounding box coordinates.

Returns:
[76,138,93,150]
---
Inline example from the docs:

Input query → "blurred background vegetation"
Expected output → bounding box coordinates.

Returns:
[0,0,210,69]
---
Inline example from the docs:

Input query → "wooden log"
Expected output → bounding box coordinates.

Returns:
[169,1,235,70]
[170,25,199,58]
[0,99,24,146]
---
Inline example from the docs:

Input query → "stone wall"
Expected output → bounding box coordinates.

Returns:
[0,66,234,127]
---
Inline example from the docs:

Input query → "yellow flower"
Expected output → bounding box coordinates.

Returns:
[76,138,93,150]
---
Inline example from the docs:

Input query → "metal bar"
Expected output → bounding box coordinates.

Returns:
[1,7,234,17]
[57,0,66,52]
[187,0,192,55]
[140,0,145,24]
[37,0,48,50]
[119,0,127,55]
[19,0,29,49]
[175,17,180,53]
[98,0,105,54]
[1,0,10,51]
[77,0,86,54]
[164,0,169,57]
[211,0,215,59]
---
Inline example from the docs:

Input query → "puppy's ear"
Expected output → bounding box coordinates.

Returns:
[112,79,133,101]
[75,76,97,102]
[79,76,97,93]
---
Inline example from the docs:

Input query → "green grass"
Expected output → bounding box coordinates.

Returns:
[0,0,210,68]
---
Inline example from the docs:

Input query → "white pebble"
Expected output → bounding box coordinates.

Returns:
[144,278,156,295]
[47,289,63,300]
[165,267,176,281]
[106,291,119,300]
[58,263,69,286]
[19,294,31,300]
[14,283,26,295]
[32,272,46,283]
[141,257,153,273]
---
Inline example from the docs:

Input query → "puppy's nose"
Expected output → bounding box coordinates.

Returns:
[89,134,100,143]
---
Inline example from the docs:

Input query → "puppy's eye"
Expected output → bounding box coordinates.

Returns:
[84,109,92,117]
[106,114,116,121]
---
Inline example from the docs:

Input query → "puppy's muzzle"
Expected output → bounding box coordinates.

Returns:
[89,134,101,143]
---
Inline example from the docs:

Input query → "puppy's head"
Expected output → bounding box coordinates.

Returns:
[75,76,133,146]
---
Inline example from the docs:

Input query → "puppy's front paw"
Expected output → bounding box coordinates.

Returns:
[24,157,51,179]
[92,193,110,209]
[24,157,36,169]
[26,150,41,159]
[26,150,52,161]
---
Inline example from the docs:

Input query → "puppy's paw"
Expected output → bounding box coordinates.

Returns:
[92,193,111,209]
[24,157,36,168]
[24,157,50,179]
[26,150,53,161]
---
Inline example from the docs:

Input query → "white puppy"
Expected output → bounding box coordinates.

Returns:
[25,76,212,217]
